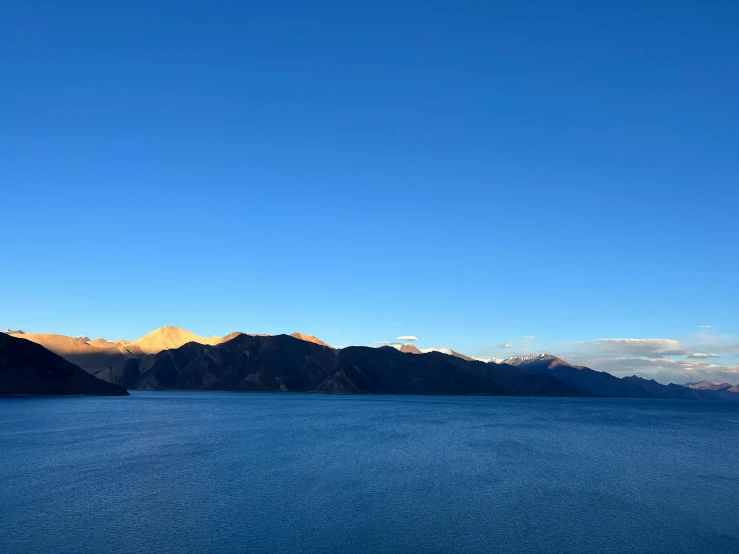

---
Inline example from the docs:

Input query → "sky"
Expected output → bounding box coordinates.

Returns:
[1,1,738,384]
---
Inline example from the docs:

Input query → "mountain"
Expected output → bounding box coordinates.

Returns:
[119,334,584,397]
[3,327,331,388]
[6,332,133,375]
[421,347,474,361]
[685,380,739,399]
[389,343,423,354]
[126,325,221,355]
[501,353,738,400]
[501,353,562,366]
[5,326,737,401]
[684,380,735,391]
[289,332,330,347]
[4,326,222,382]
[216,332,245,344]
[0,333,128,396]
[74,335,92,343]
[87,338,129,348]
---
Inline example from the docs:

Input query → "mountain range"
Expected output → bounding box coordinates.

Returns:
[2,326,737,399]
[0,333,128,396]
[684,380,739,394]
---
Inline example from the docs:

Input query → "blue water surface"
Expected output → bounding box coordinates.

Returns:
[1,392,738,553]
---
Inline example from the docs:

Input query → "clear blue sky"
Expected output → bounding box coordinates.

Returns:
[1,1,737,373]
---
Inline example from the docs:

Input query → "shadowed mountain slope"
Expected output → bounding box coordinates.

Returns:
[0,333,128,396]
[123,334,584,397]
[421,347,474,361]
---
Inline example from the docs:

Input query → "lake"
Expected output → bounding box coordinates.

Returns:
[1,392,738,553]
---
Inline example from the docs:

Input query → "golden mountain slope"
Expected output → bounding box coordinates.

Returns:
[88,338,130,348]
[289,332,329,347]
[10,332,114,357]
[8,332,133,373]
[126,326,221,354]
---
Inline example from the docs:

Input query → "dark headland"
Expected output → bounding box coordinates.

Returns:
[0,333,128,396]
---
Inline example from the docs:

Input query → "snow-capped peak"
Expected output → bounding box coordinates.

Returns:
[499,353,558,366]
[421,347,453,355]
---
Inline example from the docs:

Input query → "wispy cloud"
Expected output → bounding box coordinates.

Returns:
[707,343,739,353]
[521,336,535,340]
[397,335,418,342]
[373,341,390,345]
[687,352,720,359]
[699,325,713,329]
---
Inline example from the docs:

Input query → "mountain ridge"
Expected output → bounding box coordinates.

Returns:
[127,334,585,397]
[3,327,737,401]
[0,333,129,396]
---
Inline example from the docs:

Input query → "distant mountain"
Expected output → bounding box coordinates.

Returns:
[684,380,734,391]
[500,353,563,366]
[126,325,221,355]
[421,347,474,361]
[0,333,128,396]
[3,327,332,387]
[389,343,423,354]
[6,331,133,376]
[4,326,223,383]
[501,353,738,400]
[685,380,739,398]
[87,338,129,348]
[217,332,245,344]
[119,334,583,397]
[289,332,330,347]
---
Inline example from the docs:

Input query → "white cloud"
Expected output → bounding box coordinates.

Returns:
[651,364,739,386]
[521,336,535,340]
[592,338,688,356]
[397,335,418,342]
[699,325,713,329]
[373,341,390,345]
[543,334,739,386]
[490,342,514,349]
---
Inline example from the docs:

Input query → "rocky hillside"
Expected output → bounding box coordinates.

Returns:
[0,333,128,396]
